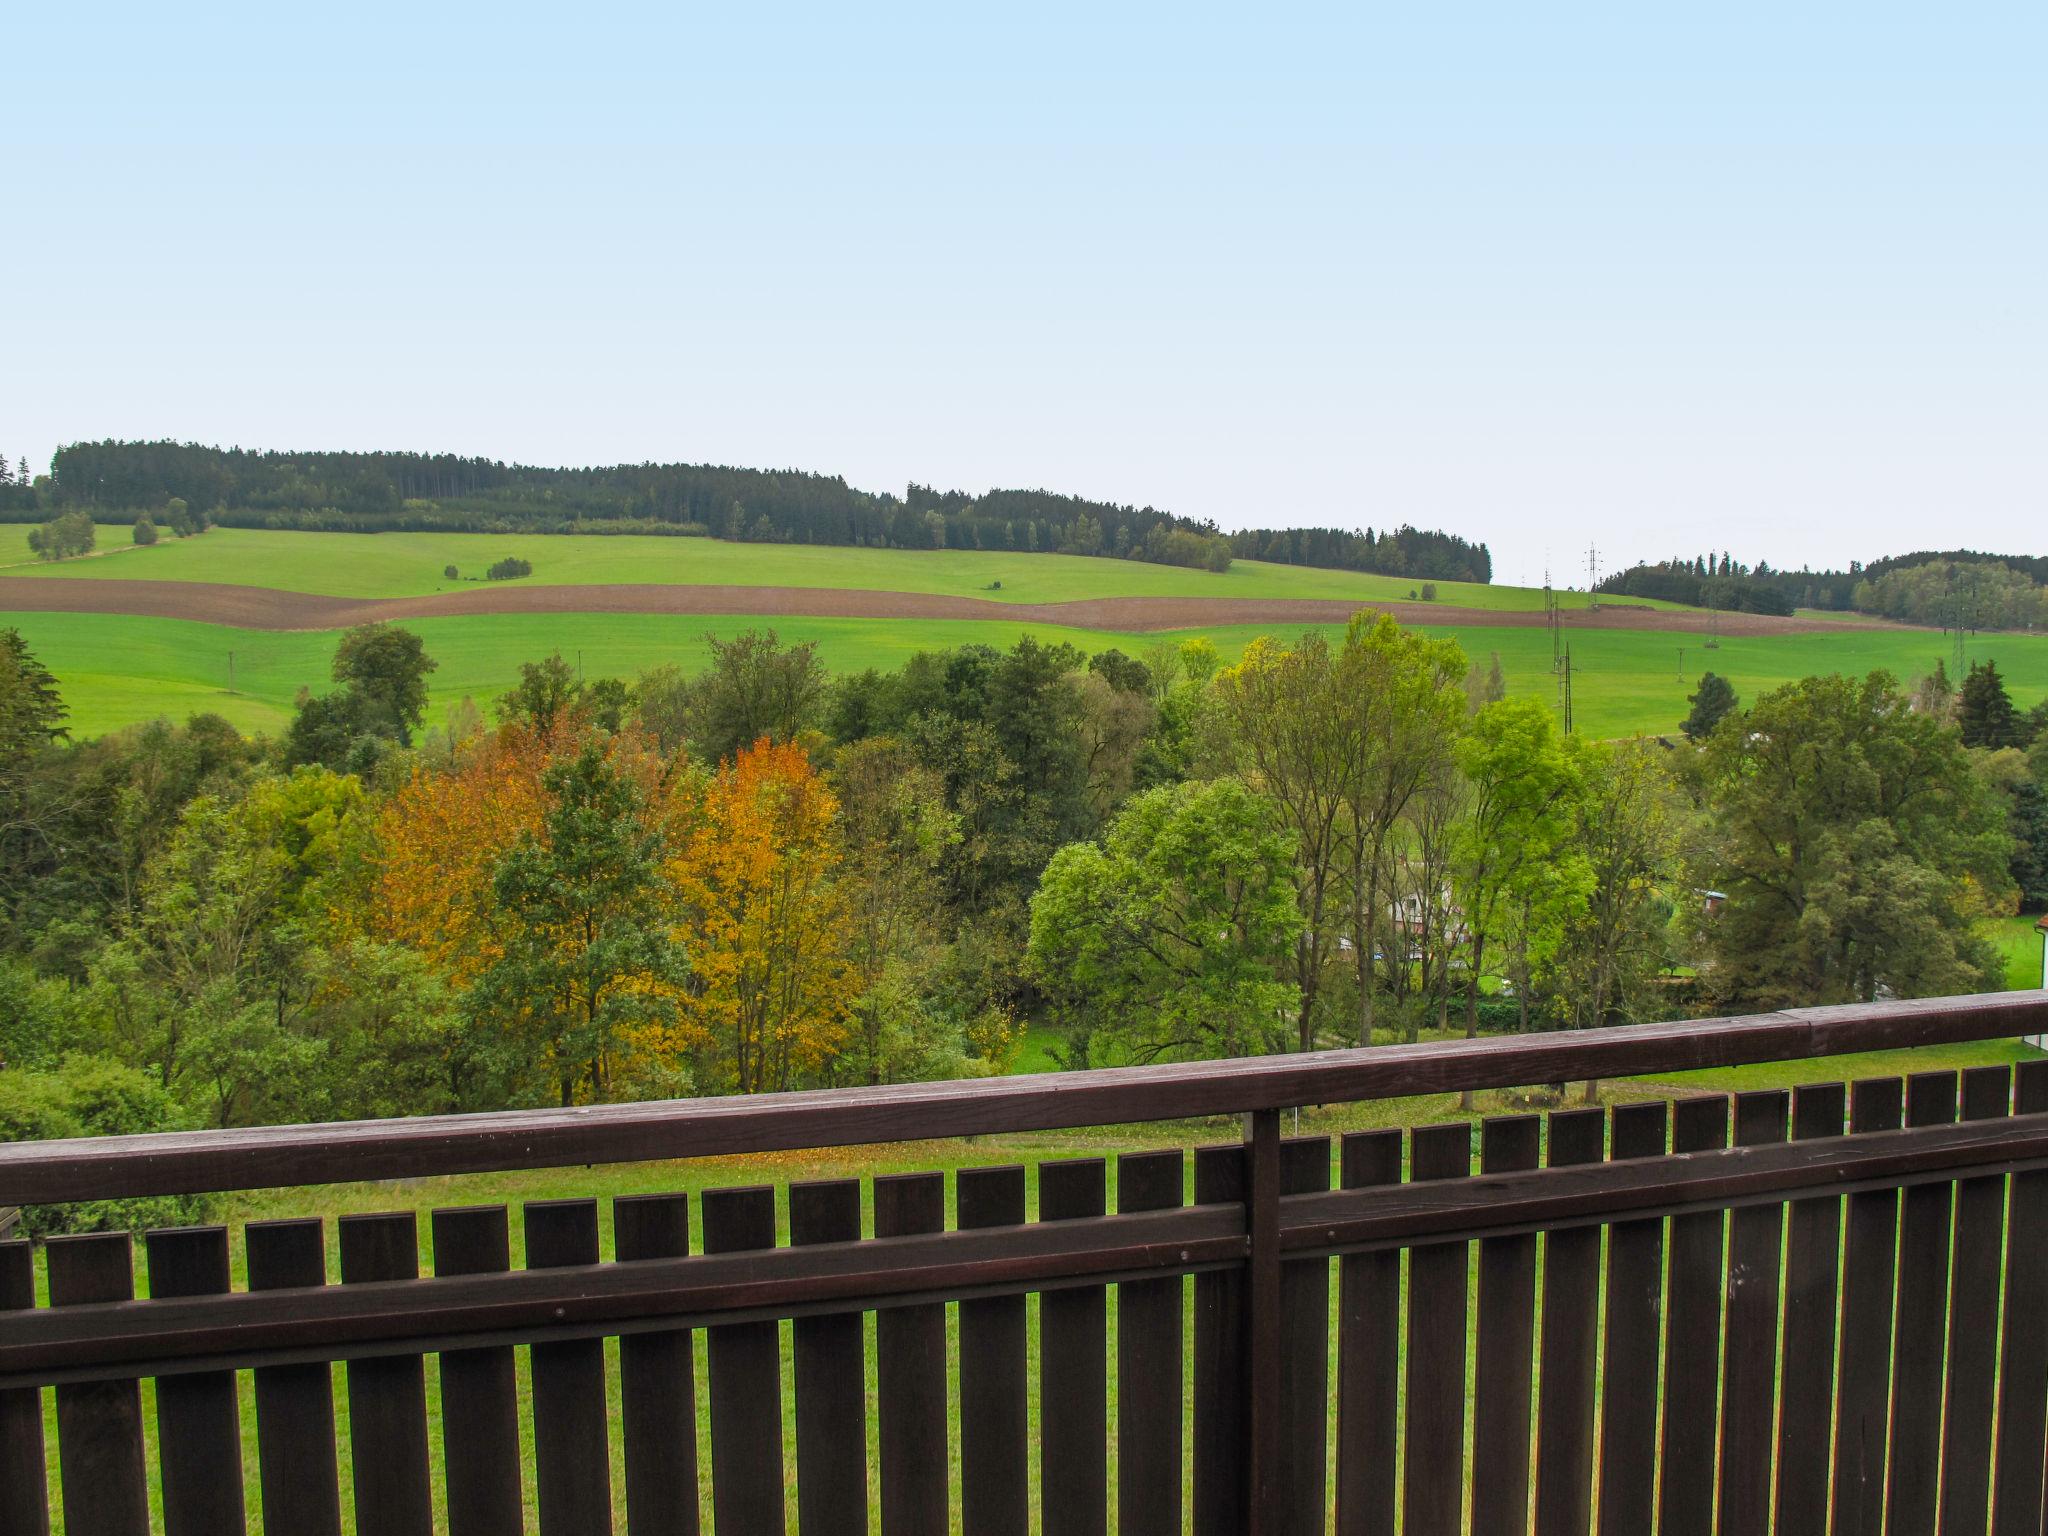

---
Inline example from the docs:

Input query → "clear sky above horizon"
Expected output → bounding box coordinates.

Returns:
[6,2,2042,585]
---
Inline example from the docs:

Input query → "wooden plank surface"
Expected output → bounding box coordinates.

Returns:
[1470,1116,1540,1536]
[956,1166,1028,1536]
[791,1180,867,1536]
[1192,1144,1247,1536]
[1277,1136,1332,1534]
[245,1219,342,1536]
[1040,1158,1108,1536]
[1938,1066,2011,1534]
[1993,1061,2048,1536]
[1773,1082,1846,1536]
[1115,1150,1185,1536]
[1832,1076,1905,1536]
[431,1205,524,1536]
[0,1240,48,1536]
[1658,1095,1728,1536]
[527,1198,614,1535]
[614,1193,699,1536]
[701,1186,785,1536]
[1887,1072,1959,1536]
[46,1233,148,1536]
[1596,1101,1667,1536]
[1532,1106,1604,1536]
[1334,1130,1402,1536]
[1402,1123,1473,1534]
[1716,1091,1790,1536]
[145,1226,247,1536]
[339,1212,434,1536]
[876,1172,947,1536]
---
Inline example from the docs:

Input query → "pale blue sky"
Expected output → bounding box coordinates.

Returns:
[6,3,2042,583]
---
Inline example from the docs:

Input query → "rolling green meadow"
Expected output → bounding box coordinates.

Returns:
[8,609,2047,743]
[6,524,1635,609]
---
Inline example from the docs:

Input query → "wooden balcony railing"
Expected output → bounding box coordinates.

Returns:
[0,989,2045,1535]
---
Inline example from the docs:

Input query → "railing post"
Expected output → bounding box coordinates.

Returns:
[1245,1107,1282,1535]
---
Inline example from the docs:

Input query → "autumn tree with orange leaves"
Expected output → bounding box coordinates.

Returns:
[668,738,855,1094]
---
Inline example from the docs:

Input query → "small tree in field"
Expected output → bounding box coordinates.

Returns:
[1681,672,1737,741]
[132,515,158,546]
[443,564,459,581]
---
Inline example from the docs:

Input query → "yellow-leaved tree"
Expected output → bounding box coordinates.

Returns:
[669,738,855,1093]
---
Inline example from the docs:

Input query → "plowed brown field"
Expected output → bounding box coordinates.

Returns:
[0,577,1857,637]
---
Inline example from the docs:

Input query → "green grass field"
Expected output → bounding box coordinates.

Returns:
[6,604,2044,743]
[5,524,1662,611]
[7,527,2046,741]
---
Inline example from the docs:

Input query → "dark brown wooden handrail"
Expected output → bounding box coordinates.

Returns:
[0,991,2041,1205]
[5,1108,2044,1390]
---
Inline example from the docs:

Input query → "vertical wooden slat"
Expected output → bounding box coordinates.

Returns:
[1774,1081,1847,1536]
[1716,1090,1790,1535]
[1040,1156,1108,1536]
[432,1205,523,1536]
[1471,1115,1541,1536]
[956,1166,1027,1536]
[1334,1130,1402,1536]
[790,1180,866,1536]
[1245,1111,1282,1536]
[1116,1149,1185,1536]
[0,1240,48,1536]
[339,1212,433,1536]
[1937,1065,2011,1534]
[45,1233,148,1536]
[1596,1100,1668,1536]
[1402,1122,1473,1534]
[615,1192,698,1536]
[1192,1144,1247,1536]
[1658,1094,1728,1536]
[145,1226,247,1536]
[1832,1075,1905,1536]
[701,1186,784,1536]
[1992,1059,2048,1536]
[1533,1106,1605,1536]
[876,1172,946,1536]
[246,1218,342,1536]
[1278,1136,1332,1535]
[527,1198,613,1535]
[1888,1071,1959,1536]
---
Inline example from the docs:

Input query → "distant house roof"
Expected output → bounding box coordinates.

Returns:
[2036,913,2048,933]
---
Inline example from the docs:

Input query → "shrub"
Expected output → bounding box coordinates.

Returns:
[0,1055,213,1237]
[443,564,459,580]
[25,509,95,561]
[132,514,158,546]
[486,556,533,581]
[1420,582,1438,602]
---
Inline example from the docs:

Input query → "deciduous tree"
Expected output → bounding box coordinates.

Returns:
[1028,780,1300,1062]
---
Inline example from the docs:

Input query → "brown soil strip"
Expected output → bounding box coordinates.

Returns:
[0,577,1863,637]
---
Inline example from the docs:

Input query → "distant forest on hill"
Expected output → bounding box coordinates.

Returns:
[1601,549,2048,624]
[0,440,1494,583]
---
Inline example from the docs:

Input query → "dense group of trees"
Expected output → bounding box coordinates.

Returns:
[1228,524,1491,583]
[4,602,2038,1230]
[1853,559,2045,631]
[7,441,1493,583]
[1595,556,1796,616]
[1601,549,2048,627]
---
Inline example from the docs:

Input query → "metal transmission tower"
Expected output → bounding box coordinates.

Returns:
[1586,544,1600,611]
